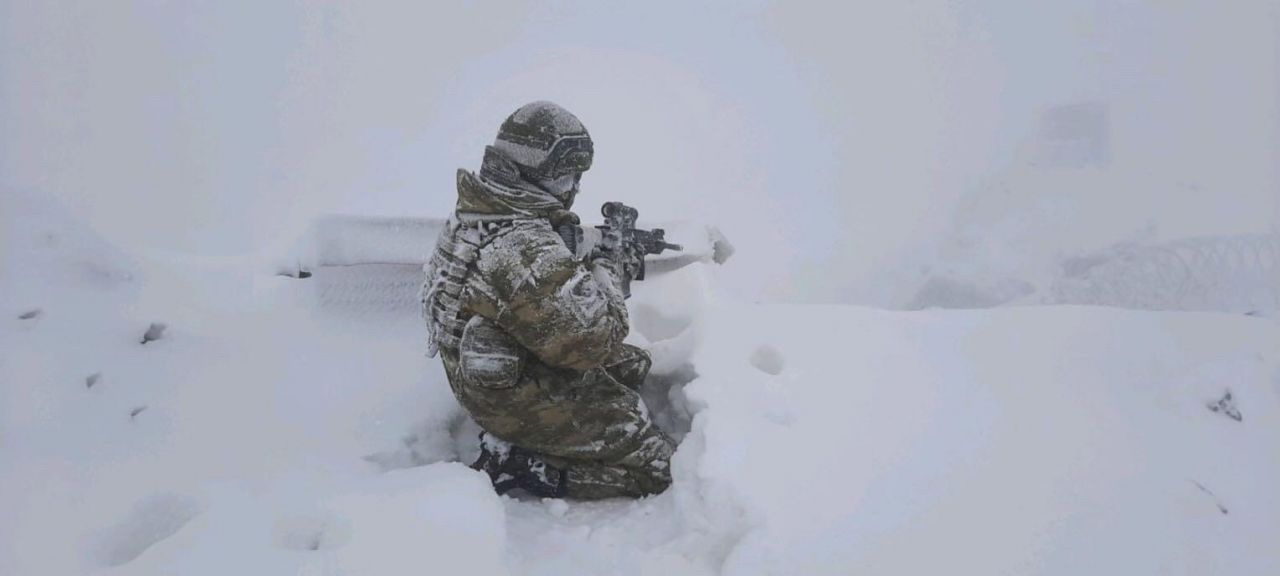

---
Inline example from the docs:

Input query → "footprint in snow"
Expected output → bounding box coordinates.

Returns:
[1206,389,1242,422]
[94,493,202,567]
[140,322,167,345]
[275,513,353,551]
[749,345,785,376]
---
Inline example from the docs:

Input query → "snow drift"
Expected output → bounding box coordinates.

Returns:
[4,188,1279,575]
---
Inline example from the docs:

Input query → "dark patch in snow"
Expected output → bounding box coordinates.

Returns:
[275,513,352,551]
[749,345,785,376]
[1206,390,1242,422]
[86,372,102,389]
[18,308,42,320]
[277,267,312,279]
[1192,481,1230,515]
[709,226,735,264]
[94,493,201,567]
[140,323,166,345]
[130,406,147,421]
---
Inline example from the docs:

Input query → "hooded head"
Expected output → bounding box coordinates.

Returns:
[478,101,593,209]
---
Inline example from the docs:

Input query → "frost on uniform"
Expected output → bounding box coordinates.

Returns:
[421,101,675,499]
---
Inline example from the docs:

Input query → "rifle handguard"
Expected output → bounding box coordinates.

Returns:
[594,201,685,296]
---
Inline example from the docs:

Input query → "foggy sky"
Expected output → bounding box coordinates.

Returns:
[3,1,1277,304]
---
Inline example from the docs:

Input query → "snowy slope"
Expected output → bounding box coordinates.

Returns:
[3,190,1279,575]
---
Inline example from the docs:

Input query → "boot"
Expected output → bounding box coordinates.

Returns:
[470,432,568,498]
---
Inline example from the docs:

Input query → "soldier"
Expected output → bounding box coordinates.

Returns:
[421,101,676,499]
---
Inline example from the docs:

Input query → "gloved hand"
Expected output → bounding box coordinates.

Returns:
[548,209,580,230]
[549,209,583,254]
[587,234,641,298]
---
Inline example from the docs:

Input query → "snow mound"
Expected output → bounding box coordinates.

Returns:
[677,304,1279,574]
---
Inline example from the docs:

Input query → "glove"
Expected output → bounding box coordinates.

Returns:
[588,239,641,299]
[548,209,583,255]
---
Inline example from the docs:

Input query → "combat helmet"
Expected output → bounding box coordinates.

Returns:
[491,101,593,181]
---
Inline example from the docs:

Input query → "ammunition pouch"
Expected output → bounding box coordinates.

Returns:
[459,316,527,389]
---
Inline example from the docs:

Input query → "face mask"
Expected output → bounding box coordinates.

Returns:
[539,172,582,209]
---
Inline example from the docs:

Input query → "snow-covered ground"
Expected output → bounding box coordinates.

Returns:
[4,189,1279,575]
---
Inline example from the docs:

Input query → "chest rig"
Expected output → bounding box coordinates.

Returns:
[421,216,515,357]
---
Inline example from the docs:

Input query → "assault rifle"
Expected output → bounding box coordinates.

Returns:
[596,202,682,297]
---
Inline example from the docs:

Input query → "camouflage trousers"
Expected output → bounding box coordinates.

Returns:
[445,344,676,499]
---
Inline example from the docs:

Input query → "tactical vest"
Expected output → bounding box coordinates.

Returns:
[421,216,515,357]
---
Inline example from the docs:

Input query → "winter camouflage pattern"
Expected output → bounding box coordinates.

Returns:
[423,133,675,498]
[442,343,674,499]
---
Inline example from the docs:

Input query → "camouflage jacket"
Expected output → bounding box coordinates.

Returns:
[422,169,630,388]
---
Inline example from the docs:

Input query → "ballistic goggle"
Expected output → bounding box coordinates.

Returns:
[523,133,594,181]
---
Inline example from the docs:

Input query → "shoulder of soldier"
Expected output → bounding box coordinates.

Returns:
[475,218,577,298]
[477,218,564,265]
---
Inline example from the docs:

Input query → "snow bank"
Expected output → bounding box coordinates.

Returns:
[4,189,1279,574]
[676,303,1280,574]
